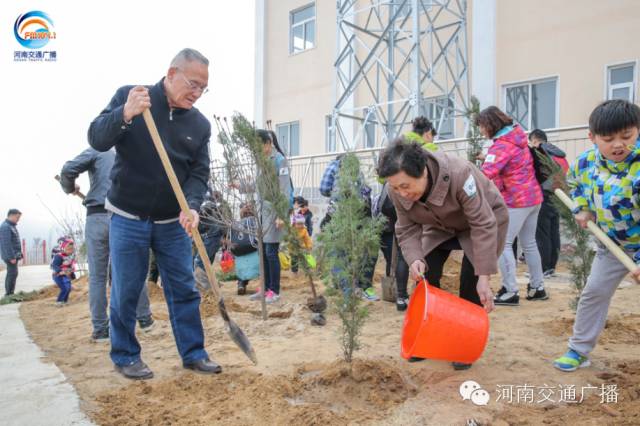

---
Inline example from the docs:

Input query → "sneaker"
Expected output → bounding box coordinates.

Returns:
[55,301,64,307]
[518,254,526,264]
[494,291,519,306]
[237,281,248,295]
[249,290,263,301]
[92,328,109,342]
[553,349,591,372]
[543,269,556,279]
[265,290,280,304]
[396,297,409,311]
[452,362,472,371]
[362,287,380,301]
[495,286,507,298]
[138,317,155,333]
[526,285,549,301]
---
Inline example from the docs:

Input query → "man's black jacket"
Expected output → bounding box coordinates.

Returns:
[88,78,210,221]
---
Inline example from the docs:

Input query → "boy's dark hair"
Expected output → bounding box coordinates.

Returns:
[411,116,437,137]
[377,139,428,179]
[475,106,514,139]
[589,99,640,136]
[7,208,21,216]
[529,129,547,142]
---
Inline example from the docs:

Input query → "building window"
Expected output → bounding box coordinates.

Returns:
[607,63,636,102]
[276,121,300,156]
[504,78,557,130]
[422,96,455,139]
[325,115,336,152]
[290,4,315,54]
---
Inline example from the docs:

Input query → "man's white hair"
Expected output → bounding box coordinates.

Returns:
[170,48,209,68]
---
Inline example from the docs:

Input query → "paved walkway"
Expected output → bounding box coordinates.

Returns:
[1,264,55,296]
[0,265,94,425]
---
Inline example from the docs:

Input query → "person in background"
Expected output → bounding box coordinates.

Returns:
[404,116,438,152]
[528,129,569,278]
[476,106,546,306]
[51,238,77,307]
[0,209,22,296]
[59,147,154,342]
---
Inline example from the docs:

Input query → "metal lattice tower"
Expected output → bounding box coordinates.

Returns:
[330,0,470,150]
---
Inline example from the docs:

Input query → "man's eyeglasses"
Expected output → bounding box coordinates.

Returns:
[179,72,209,95]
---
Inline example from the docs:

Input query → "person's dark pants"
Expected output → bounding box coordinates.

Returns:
[53,274,72,302]
[109,214,208,367]
[262,242,281,294]
[195,232,222,270]
[536,196,560,272]
[424,239,481,306]
[380,232,409,298]
[148,250,159,283]
[332,250,377,294]
[4,262,18,296]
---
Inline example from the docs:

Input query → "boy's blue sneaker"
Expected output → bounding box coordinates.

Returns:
[553,349,591,372]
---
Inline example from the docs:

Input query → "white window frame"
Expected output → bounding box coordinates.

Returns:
[422,95,456,139]
[289,3,316,55]
[276,121,300,157]
[604,60,637,102]
[325,115,336,153]
[502,76,559,131]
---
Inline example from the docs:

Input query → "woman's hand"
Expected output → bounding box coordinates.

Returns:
[275,218,285,230]
[477,275,494,313]
[475,152,486,162]
[410,260,426,281]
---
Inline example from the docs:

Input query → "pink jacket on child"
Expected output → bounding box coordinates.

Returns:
[481,124,543,208]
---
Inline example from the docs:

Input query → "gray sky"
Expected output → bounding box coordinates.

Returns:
[0,1,256,246]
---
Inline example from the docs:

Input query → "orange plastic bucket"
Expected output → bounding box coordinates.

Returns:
[401,279,489,364]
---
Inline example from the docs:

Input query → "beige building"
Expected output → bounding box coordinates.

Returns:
[255,0,640,158]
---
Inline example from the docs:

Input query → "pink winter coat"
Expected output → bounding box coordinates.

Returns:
[481,124,543,208]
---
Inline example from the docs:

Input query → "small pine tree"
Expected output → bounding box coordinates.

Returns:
[317,154,384,364]
[464,96,483,164]
[537,150,595,310]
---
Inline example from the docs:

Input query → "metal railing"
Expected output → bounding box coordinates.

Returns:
[211,125,592,211]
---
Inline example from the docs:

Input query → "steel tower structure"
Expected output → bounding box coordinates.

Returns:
[330,0,470,150]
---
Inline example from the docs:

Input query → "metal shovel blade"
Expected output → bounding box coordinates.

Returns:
[194,266,211,292]
[217,298,258,365]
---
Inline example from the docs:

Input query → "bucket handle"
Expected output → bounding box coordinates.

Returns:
[417,277,429,321]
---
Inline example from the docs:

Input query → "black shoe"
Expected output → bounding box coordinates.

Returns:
[138,316,155,332]
[452,362,472,370]
[408,357,425,363]
[526,285,549,301]
[494,291,519,306]
[92,328,109,342]
[396,297,408,311]
[183,357,222,374]
[237,281,247,295]
[115,360,154,380]
[495,286,507,298]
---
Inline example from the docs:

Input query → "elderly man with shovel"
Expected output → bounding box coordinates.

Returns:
[88,48,221,380]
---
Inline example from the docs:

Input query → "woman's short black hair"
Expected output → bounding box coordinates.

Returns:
[474,106,514,139]
[377,139,428,179]
[589,99,640,136]
[528,129,547,142]
[412,116,437,137]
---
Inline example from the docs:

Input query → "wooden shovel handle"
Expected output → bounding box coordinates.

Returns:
[142,109,221,299]
[554,189,638,273]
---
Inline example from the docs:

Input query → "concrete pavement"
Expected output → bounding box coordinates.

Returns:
[0,266,94,425]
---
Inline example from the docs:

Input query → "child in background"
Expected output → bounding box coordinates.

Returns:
[51,238,77,306]
[553,100,640,372]
[297,198,313,237]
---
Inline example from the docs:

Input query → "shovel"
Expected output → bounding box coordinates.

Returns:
[381,238,398,302]
[554,189,638,273]
[142,109,257,365]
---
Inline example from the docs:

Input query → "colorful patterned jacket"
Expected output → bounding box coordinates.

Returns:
[481,124,543,208]
[569,146,640,261]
